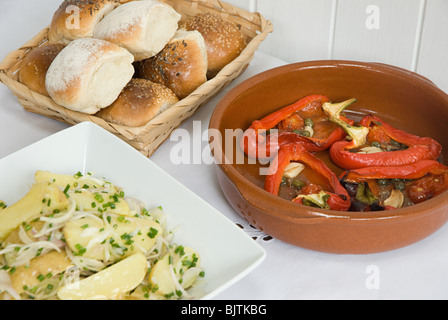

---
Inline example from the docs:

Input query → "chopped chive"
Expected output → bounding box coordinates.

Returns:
[165,292,175,299]
[147,227,158,239]
[94,194,104,203]
[74,244,86,256]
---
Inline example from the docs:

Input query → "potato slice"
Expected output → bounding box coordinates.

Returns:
[57,252,147,300]
[69,190,131,216]
[3,220,44,246]
[2,220,46,266]
[35,171,106,190]
[63,215,162,260]
[35,171,133,217]
[0,182,69,241]
[128,284,164,300]
[10,251,72,294]
[148,246,201,297]
[63,216,106,260]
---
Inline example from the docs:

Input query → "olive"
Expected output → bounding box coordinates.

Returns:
[340,181,358,197]
[291,179,305,189]
[304,118,314,127]
[377,179,391,187]
[350,200,368,212]
[393,179,406,191]
[293,129,310,137]
[371,141,381,149]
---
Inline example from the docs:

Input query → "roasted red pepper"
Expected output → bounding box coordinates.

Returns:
[265,143,351,211]
[242,95,447,212]
[241,95,352,159]
[323,100,442,170]
[340,160,448,209]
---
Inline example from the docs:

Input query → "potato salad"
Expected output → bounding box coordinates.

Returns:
[0,171,204,300]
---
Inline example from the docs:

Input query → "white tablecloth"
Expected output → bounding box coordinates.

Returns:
[2,0,448,300]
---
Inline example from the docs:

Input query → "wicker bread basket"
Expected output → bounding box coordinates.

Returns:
[0,0,272,157]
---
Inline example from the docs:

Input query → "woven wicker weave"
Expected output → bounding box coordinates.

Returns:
[0,0,272,157]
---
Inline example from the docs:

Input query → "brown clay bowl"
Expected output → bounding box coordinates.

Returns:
[209,60,448,254]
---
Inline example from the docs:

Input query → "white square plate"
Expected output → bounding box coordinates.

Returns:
[0,122,266,300]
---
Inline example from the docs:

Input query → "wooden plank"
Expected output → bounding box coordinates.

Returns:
[256,0,334,62]
[220,0,253,12]
[417,0,448,93]
[332,0,422,70]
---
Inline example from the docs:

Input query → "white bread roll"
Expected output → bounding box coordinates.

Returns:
[96,79,179,127]
[136,30,208,99]
[182,13,247,78]
[48,0,120,45]
[45,38,135,114]
[93,0,181,61]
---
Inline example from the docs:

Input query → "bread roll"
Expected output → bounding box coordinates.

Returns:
[19,44,65,96]
[45,38,135,114]
[181,13,247,78]
[96,79,179,127]
[93,0,181,61]
[136,30,208,99]
[48,0,120,45]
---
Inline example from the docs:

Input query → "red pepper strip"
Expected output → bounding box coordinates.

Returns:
[329,115,442,170]
[273,119,354,152]
[341,160,448,182]
[252,95,330,131]
[265,144,351,211]
[241,95,329,159]
[360,115,442,159]
[241,95,353,159]
[341,160,448,206]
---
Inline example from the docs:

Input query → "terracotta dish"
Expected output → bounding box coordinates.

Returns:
[209,60,448,254]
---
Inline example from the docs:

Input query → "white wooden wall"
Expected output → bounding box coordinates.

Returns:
[226,0,448,94]
[1,0,446,93]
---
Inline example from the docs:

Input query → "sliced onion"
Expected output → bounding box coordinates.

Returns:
[0,241,60,267]
[65,246,105,273]
[18,225,34,245]
[169,264,190,299]
[181,267,203,289]
[0,270,21,300]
